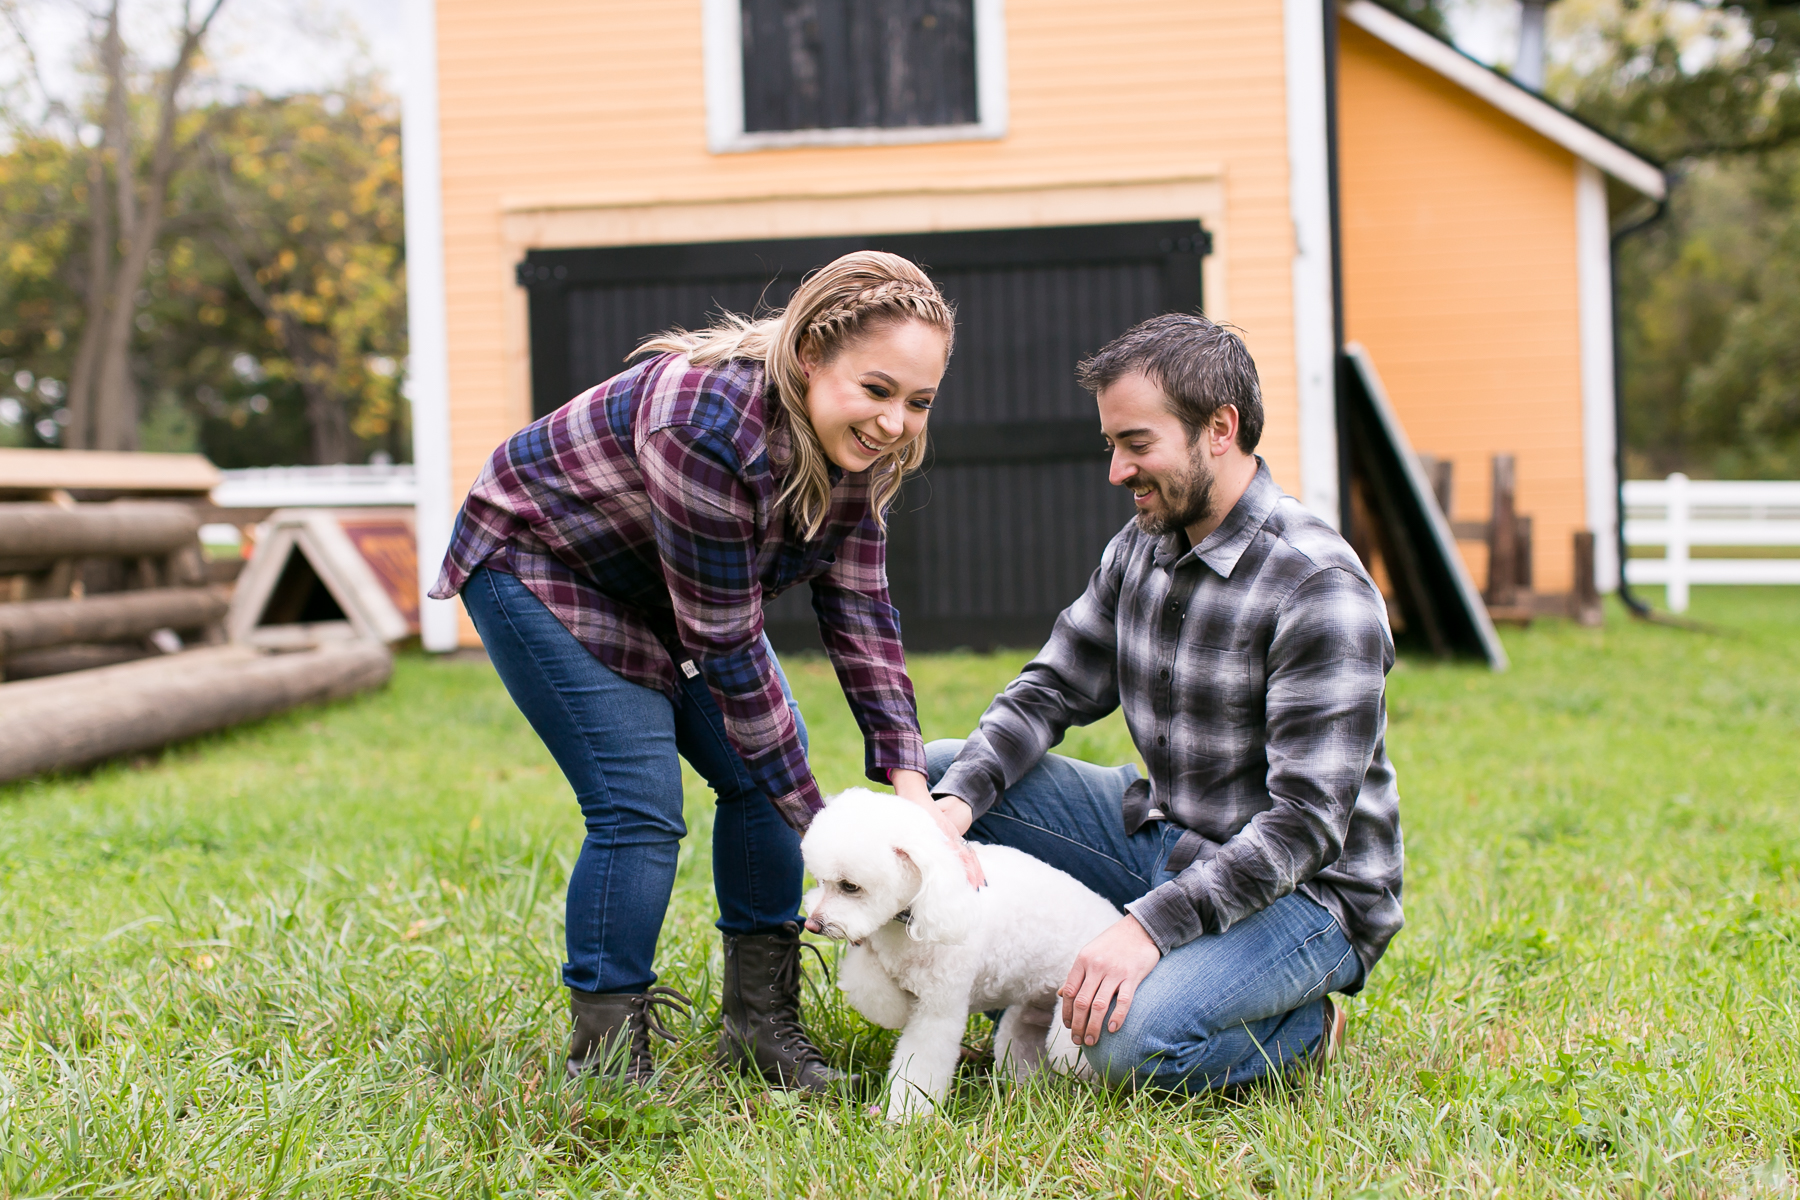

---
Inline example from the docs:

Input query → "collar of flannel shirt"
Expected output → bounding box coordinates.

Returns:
[1150,460,1283,578]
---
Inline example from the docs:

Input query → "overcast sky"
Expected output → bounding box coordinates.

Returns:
[3,0,404,119]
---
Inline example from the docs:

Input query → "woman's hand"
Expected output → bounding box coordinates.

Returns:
[891,769,986,890]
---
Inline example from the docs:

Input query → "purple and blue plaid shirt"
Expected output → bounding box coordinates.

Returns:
[430,353,927,829]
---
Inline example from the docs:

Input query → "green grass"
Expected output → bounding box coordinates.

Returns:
[2,588,1797,1198]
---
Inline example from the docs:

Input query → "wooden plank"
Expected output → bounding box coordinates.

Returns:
[0,449,220,495]
[0,503,201,559]
[0,641,392,783]
[0,587,231,655]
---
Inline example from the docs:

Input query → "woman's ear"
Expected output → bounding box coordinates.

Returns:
[798,335,821,379]
[893,835,976,946]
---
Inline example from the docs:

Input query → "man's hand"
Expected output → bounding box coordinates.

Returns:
[1060,915,1162,1046]
[892,770,986,889]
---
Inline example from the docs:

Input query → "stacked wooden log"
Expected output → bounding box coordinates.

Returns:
[0,486,394,784]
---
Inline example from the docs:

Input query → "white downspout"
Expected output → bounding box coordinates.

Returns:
[1286,0,1340,528]
[402,0,458,651]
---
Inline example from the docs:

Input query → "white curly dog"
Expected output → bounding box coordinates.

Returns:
[801,787,1121,1120]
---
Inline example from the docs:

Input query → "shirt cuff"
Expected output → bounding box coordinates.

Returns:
[770,777,825,833]
[864,729,927,784]
[1125,880,1210,955]
[931,758,1002,820]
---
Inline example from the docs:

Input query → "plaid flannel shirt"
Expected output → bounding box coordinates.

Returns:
[430,353,927,830]
[934,461,1404,978]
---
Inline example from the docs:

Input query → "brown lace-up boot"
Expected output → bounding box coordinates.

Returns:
[718,922,854,1093]
[567,985,691,1085]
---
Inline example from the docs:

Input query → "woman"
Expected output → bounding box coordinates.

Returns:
[430,251,970,1091]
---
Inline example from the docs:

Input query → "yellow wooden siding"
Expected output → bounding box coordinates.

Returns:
[434,0,1305,525]
[1338,19,1586,594]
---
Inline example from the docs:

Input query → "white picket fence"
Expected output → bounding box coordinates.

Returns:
[1622,474,1800,612]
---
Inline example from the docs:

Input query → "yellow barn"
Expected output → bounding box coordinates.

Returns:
[399,0,1663,652]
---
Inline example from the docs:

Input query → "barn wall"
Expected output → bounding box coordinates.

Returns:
[1337,19,1586,595]
[432,0,1306,642]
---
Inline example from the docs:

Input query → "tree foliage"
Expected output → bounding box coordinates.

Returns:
[1617,150,1800,477]
[0,2,406,466]
[1548,0,1800,478]
[0,83,406,465]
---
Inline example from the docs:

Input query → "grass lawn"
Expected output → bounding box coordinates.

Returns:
[2,587,1797,1197]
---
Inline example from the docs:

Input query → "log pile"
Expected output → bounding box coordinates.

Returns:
[0,490,394,784]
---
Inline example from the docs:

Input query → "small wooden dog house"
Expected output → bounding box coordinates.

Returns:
[228,509,419,649]
[401,0,1663,653]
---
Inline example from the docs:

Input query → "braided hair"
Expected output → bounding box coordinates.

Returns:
[636,251,955,538]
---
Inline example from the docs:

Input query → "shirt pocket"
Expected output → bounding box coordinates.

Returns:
[1182,645,1257,759]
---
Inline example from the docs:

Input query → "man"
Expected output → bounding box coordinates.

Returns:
[927,313,1403,1092]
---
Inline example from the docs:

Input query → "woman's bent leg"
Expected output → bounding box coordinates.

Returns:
[675,634,805,934]
[672,638,842,1091]
[462,567,686,995]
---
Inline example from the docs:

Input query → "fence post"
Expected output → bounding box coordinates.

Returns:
[1487,454,1519,608]
[1666,472,1690,614]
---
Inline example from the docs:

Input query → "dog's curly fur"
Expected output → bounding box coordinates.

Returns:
[801,788,1121,1120]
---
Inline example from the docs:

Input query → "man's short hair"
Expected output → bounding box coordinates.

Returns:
[1075,313,1264,454]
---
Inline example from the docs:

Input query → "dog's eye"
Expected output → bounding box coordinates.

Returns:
[838,881,861,895]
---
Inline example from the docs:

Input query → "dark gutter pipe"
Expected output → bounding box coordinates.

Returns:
[1609,184,1670,620]
[1325,0,1353,539]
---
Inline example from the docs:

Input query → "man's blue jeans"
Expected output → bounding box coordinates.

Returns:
[463,566,807,994]
[925,740,1364,1092]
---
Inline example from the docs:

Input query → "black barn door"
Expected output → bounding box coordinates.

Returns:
[517,221,1210,652]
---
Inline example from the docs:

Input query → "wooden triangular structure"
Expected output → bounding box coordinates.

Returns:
[227,508,417,648]
[1342,343,1507,670]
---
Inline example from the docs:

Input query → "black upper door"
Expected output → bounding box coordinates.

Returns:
[517,221,1209,652]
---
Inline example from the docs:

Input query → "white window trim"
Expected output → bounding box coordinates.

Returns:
[703,0,1008,154]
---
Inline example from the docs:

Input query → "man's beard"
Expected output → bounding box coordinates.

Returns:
[1133,446,1217,537]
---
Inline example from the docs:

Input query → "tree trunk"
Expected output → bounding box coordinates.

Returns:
[64,7,125,451]
[304,377,352,464]
[67,0,230,452]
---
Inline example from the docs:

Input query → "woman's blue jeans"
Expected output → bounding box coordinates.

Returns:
[925,739,1365,1092]
[463,566,806,994]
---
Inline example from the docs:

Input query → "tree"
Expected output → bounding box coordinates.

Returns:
[197,90,406,465]
[58,1,227,451]
[1547,0,1800,478]
[0,5,407,466]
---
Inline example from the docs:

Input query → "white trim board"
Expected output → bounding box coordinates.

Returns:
[1341,0,1665,199]
[1575,162,1620,591]
[401,0,458,652]
[703,0,1008,154]
[1287,0,1340,528]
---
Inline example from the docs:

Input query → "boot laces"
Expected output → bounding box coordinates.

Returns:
[769,941,831,1062]
[635,984,693,1045]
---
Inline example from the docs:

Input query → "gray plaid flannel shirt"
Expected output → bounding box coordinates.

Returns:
[935,461,1404,980]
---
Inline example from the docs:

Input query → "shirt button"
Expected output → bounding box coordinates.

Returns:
[1159,668,1171,680]
[1157,735,1168,747]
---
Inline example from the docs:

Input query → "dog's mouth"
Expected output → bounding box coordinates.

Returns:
[805,915,847,940]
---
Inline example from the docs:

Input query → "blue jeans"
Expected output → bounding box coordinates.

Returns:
[464,566,807,994]
[925,740,1364,1092]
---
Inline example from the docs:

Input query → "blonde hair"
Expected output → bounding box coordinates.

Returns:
[635,251,955,539]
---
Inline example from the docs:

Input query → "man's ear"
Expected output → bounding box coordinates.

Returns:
[1207,404,1240,457]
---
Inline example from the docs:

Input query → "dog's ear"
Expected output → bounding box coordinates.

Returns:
[892,830,976,946]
